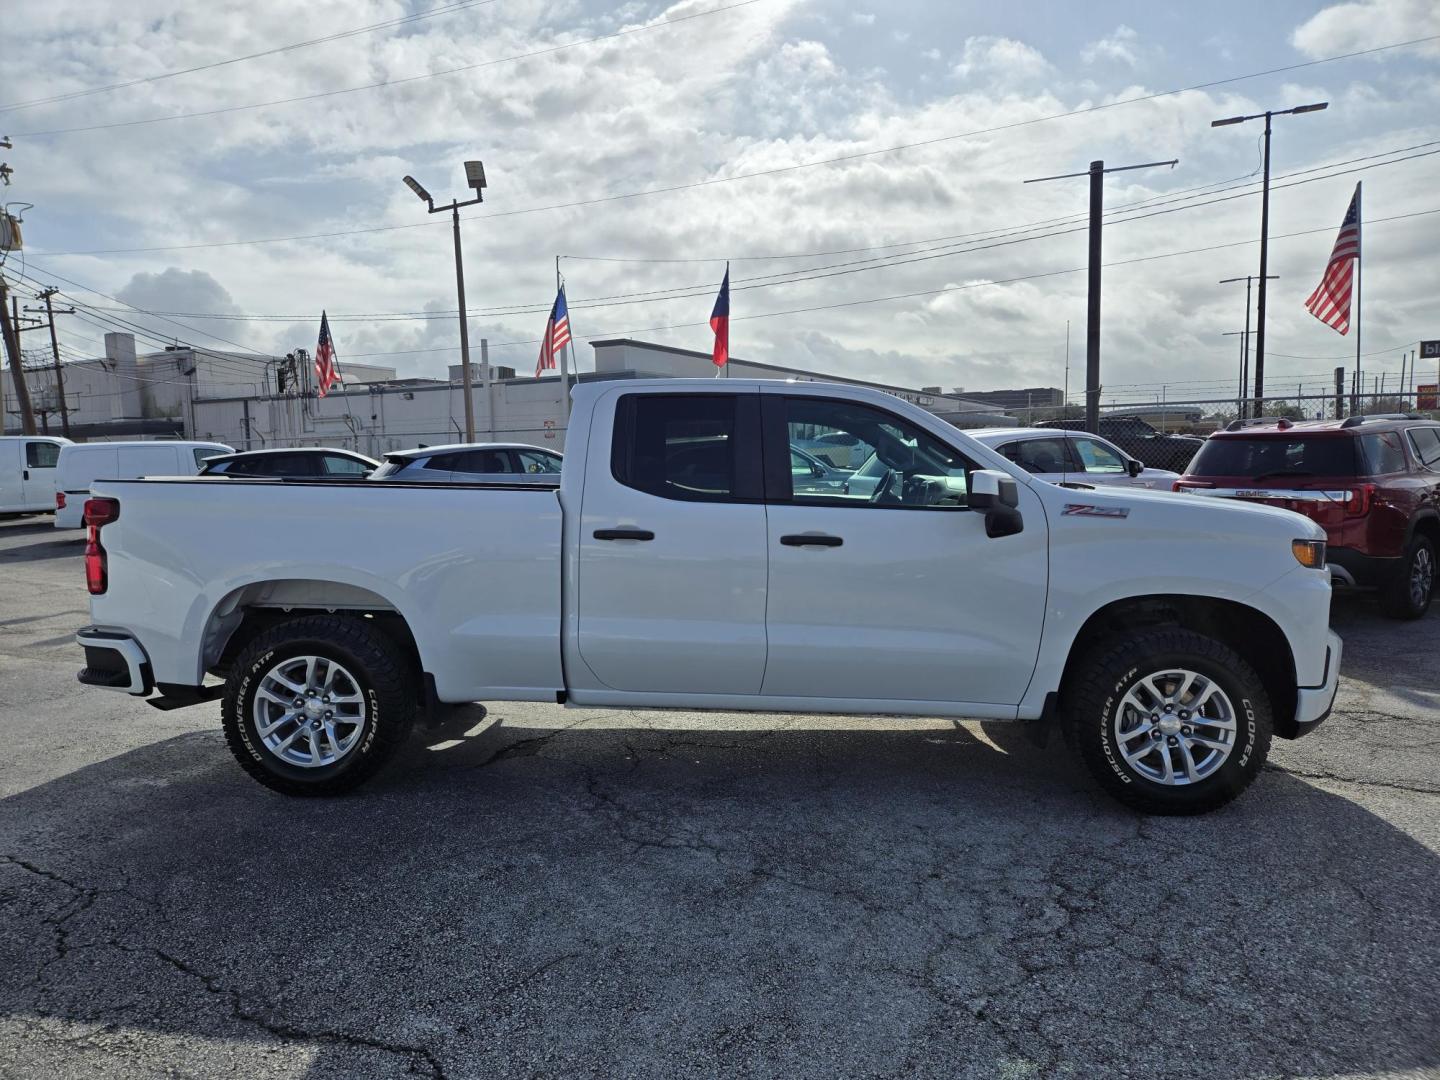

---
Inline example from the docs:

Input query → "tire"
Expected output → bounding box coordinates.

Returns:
[1061,628,1273,815]
[1378,535,1436,620]
[222,614,415,796]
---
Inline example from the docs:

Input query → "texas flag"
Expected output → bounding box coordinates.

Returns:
[710,264,729,368]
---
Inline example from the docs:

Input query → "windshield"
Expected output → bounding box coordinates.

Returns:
[1187,436,1359,478]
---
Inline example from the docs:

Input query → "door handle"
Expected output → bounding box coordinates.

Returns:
[593,528,655,541]
[780,533,843,547]
[23,470,29,481]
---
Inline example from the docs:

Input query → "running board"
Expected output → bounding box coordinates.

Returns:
[147,683,226,711]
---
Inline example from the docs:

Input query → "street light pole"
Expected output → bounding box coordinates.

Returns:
[1025,156,1178,434]
[1212,101,1327,417]
[403,162,487,442]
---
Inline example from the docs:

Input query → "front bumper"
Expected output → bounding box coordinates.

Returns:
[76,627,153,695]
[1293,630,1342,734]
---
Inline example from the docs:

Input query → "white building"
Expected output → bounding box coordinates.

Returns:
[2,333,395,439]
[5,333,1010,453]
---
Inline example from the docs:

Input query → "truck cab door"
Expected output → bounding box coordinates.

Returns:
[574,389,768,695]
[759,390,1048,708]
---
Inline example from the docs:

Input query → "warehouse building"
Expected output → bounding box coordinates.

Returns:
[4,334,1012,453]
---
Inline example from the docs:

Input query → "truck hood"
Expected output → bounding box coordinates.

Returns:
[1035,481,1326,541]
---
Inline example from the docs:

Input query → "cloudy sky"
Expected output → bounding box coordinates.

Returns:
[3,0,1438,404]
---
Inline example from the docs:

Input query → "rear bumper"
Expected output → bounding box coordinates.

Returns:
[1292,630,1342,735]
[1326,548,1402,589]
[75,627,153,695]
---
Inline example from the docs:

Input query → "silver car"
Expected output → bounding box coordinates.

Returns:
[967,427,1180,489]
[370,443,562,484]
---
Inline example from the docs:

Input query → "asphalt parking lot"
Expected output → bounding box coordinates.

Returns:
[0,515,1436,1080]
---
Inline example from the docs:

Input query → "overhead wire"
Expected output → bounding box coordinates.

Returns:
[0,0,501,113]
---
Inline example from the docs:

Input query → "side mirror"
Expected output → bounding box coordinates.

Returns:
[1127,458,1144,477]
[969,469,1024,538]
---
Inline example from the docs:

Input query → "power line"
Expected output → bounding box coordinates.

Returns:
[10,0,764,137]
[0,0,500,114]
[26,33,1440,256]
[41,138,1440,329]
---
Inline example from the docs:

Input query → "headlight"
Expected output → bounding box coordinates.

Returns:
[1292,539,1326,569]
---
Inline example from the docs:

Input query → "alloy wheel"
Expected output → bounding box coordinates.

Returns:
[1113,668,1236,786]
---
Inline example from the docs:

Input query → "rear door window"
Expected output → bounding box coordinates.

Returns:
[322,454,370,476]
[998,438,1072,474]
[1405,427,1440,470]
[1360,432,1407,475]
[450,449,514,475]
[1187,436,1359,478]
[612,394,753,501]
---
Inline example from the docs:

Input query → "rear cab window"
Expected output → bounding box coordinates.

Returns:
[1187,435,1359,478]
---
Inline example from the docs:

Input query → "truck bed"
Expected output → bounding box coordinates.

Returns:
[87,477,565,702]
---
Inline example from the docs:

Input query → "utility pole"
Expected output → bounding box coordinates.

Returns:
[1212,101,1328,414]
[24,288,74,437]
[0,277,37,435]
[401,162,486,443]
[1219,275,1278,418]
[1025,156,1178,433]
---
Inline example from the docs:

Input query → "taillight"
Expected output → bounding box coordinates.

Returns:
[56,491,66,510]
[83,497,120,595]
[1345,483,1376,517]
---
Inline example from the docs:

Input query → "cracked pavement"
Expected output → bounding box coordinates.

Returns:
[1,516,1437,1078]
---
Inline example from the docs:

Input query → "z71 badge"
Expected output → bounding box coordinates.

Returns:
[1062,503,1130,518]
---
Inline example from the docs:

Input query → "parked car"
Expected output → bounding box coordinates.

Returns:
[1037,416,1204,473]
[968,428,1181,489]
[199,447,379,480]
[1175,413,1440,619]
[789,443,850,496]
[53,440,232,528]
[0,435,71,515]
[370,443,562,483]
[73,379,1340,815]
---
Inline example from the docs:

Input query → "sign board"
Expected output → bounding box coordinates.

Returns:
[1421,340,1440,360]
[1418,384,1439,412]
[543,418,556,440]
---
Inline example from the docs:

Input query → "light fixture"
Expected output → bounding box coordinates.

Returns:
[464,160,487,192]
[402,175,431,203]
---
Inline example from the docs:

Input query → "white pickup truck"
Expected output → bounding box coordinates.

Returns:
[74,379,1341,814]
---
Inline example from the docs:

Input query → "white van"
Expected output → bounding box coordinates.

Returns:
[54,440,232,528]
[0,435,73,514]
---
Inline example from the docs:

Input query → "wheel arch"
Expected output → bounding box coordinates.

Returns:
[200,578,423,686]
[1057,594,1301,738]
[1407,508,1440,548]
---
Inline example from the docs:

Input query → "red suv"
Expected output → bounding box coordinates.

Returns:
[1175,413,1440,619]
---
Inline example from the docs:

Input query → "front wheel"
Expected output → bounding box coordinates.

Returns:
[222,614,416,796]
[1062,628,1272,815]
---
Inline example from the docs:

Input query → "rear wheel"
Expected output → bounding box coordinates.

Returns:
[1379,535,1435,620]
[222,614,415,796]
[1062,628,1272,815]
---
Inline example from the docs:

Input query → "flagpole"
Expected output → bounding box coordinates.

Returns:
[556,255,572,422]
[1354,182,1363,411]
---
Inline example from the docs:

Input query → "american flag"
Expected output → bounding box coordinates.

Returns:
[1304,184,1361,335]
[314,310,340,397]
[535,287,571,377]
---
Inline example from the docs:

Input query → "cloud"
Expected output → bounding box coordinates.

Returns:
[116,268,242,316]
[3,1,1434,403]
[850,12,875,27]
[1081,25,1142,68]
[1292,0,1440,58]
[950,36,1053,85]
